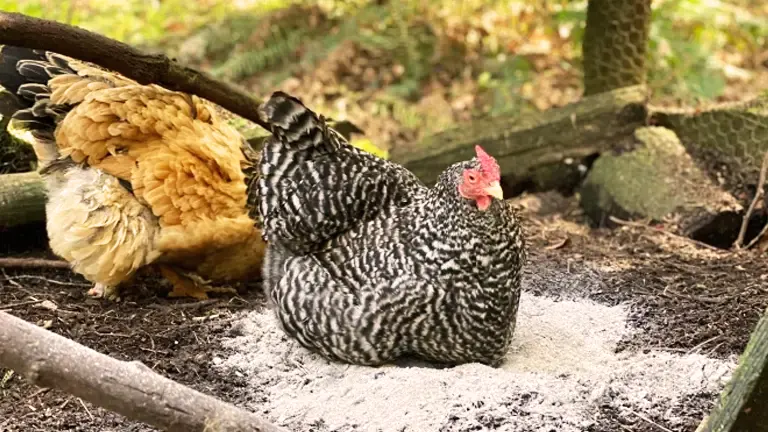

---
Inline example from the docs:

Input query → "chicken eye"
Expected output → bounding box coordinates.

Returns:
[467,173,477,183]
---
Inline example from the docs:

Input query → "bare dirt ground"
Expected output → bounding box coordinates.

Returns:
[1,193,767,432]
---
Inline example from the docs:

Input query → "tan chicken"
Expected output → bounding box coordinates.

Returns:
[0,46,266,300]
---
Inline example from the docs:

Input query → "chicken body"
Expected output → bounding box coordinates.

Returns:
[0,46,265,300]
[259,92,526,367]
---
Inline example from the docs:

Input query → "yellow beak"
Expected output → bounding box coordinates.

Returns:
[484,181,504,200]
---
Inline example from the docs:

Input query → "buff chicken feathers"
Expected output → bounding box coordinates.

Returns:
[0,45,266,300]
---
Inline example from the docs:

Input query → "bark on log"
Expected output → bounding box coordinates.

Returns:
[0,11,270,131]
[390,85,649,189]
[0,171,45,227]
[0,311,289,432]
[696,307,768,432]
[578,126,743,247]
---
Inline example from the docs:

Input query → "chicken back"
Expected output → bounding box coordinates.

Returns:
[259,92,527,367]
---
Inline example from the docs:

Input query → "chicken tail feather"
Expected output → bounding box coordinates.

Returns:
[259,91,343,154]
[0,45,78,169]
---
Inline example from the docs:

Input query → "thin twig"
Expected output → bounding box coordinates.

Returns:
[24,387,50,401]
[0,258,70,269]
[734,151,768,249]
[608,216,721,251]
[685,335,722,355]
[662,285,738,305]
[627,409,674,432]
[146,299,219,310]
[0,299,44,309]
[2,275,89,287]
[78,398,94,421]
[745,224,768,250]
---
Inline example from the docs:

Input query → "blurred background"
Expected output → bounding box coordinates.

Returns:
[2,0,767,157]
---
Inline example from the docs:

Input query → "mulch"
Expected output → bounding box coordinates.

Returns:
[1,195,768,432]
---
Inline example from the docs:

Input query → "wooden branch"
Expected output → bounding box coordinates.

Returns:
[391,85,649,187]
[0,311,289,432]
[696,307,768,432]
[0,171,46,227]
[0,12,270,131]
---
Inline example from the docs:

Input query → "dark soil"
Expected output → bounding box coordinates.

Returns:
[2,193,767,432]
[0,224,265,432]
[517,192,768,432]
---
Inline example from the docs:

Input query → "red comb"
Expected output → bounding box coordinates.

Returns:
[475,145,500,180]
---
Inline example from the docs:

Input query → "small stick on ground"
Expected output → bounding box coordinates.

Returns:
[0,299,44,310]
[608,216,721,251]
[0,258,70,269]
[78,398,94,421]
[734,151,768,249]
[662,286,739,305]
[627,409,674,432]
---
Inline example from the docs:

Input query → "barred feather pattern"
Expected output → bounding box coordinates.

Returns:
[258,91,425,254]
[259,92,527,367]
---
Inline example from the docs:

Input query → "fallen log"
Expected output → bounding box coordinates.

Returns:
[0,311,289,432]
[696,306,768,432]
[0,171,45,227]
[578,126,743,248]
[390,85,649,190]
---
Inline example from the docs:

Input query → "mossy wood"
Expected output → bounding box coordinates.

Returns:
[0,171,45,227]
[578,127,742,246]
[391,85,649,188]
[696,308,768,432]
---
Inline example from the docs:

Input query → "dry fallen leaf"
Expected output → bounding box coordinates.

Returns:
[36,300,58,311]
[544,237,569,250]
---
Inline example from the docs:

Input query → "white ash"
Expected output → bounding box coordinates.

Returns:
[216,293,735,432]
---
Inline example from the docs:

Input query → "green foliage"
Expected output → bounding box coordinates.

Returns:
[0,115,36,175]
[3,0,764,152]
[647,0,767,102]
[350,137,389,159]
[0,0,234,47]
[477,56,537,117]
[201,2,438,96]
